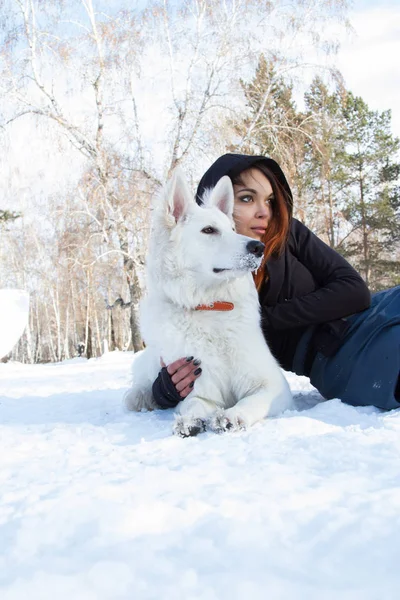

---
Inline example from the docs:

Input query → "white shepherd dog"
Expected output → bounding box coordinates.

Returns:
[124,170,293,436]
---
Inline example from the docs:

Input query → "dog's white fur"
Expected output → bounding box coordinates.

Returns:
[124,169,293,435]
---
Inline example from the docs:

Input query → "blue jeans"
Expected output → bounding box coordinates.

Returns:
[294,286,400,410]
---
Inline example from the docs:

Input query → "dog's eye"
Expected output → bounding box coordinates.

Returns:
[201,226,218,234]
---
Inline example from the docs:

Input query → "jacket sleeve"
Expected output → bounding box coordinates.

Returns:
[262,220,371,330]
[152,367,183,409]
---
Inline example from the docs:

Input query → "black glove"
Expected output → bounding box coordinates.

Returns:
[152,367,182,409]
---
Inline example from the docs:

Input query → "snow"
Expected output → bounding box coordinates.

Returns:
[1,351,399,600]
[0,290,30,360]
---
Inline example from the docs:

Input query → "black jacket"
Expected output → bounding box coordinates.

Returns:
[259,217,370,372]
[196,153,371,373]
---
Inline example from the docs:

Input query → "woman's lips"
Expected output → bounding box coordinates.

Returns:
[251,227,266,235]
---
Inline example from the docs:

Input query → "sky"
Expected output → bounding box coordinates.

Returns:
[335,0,400,137]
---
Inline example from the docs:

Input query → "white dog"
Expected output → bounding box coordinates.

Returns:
[124,170,293,436]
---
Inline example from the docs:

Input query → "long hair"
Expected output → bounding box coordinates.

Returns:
[231,162,291,291]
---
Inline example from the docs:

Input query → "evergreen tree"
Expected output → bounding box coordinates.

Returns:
[237,56,299,161]
[0,210,21,225]
[231,60,400,290]
[339,94,400,289]
[230,55,309,218]
[302,77,347,245]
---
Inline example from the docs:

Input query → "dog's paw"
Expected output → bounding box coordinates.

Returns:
[209,410,234,433]
[209,409,247,434]
[173,416,206,438]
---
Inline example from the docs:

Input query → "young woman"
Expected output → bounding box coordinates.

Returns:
[152,153,400,411]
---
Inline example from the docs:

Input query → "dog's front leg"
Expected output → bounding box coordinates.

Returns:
[173,396,218,438]
[210,389,273,433]
[124,349,158,412]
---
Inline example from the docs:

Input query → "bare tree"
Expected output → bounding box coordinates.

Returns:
[0,0,351,361]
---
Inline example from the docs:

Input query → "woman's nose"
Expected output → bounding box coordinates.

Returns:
[255,202,269,217]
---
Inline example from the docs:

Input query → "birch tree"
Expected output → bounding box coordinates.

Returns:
[1,0,149,351]
[1,0,352,361]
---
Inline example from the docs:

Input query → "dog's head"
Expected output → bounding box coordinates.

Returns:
[148,169,264,297]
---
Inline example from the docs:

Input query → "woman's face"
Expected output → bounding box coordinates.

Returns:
[232,168,273,240]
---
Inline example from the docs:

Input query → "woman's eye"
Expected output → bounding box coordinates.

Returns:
[239,195,253,203]
[201,226,218,234]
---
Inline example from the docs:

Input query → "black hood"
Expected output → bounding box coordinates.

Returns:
[195,153,293,215]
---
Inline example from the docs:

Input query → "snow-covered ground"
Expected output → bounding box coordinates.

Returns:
[1,352,399,600]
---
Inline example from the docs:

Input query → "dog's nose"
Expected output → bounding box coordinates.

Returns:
[246,240,265,258]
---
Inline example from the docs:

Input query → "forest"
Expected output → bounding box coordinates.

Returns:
[1,0,399,363]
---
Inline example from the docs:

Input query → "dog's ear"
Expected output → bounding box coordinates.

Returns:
[166,167,193,223]
[204,176,234,217]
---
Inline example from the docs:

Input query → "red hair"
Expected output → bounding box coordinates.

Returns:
[231,162,290,291]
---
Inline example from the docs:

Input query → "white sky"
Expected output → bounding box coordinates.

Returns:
[335,0,400,137]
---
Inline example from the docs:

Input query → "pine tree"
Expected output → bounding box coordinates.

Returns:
[302,77,347,245]
[339,94,400,289]
[232,57,307,183]
[230,59,400,290]
[374,160,400,287]
[0,210,21,224]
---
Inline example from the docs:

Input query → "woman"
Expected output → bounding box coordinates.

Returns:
[152,153,400,411]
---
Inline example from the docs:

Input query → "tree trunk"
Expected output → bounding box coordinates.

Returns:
[64,300,70,360]
[94,302,101,356]
[327,177,335,248]
[359,167,370,286]
[119,227,143,352]
[129,278,143,352]
[109,309,116,351]
[45,301,57,362]
[86,323,93,359]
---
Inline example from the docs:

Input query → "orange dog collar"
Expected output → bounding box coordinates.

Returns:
[195,301,234,311]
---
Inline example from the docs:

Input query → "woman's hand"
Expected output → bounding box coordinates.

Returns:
[161,356,202,398]
[152,356,202,409]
